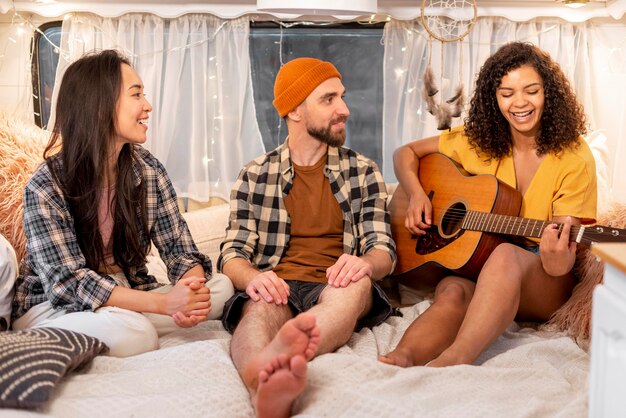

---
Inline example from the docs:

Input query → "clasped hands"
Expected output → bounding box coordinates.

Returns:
[163,277,211,328]
[245,254,374,304]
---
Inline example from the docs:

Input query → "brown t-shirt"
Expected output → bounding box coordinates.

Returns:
[272,154,344,283]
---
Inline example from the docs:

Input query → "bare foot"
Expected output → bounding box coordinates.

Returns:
[243,313,320,389]
[427,348,472,367]
[255,354,307,418]
[378,348,415,368]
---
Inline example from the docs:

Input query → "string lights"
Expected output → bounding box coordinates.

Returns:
[1,7,624,119]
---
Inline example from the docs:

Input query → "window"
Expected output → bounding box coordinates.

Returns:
[32,22,62,129]
[249,22,385,168]
[32,21,385,167]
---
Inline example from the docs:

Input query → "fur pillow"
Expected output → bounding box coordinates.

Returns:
[0,113,50,262]
[542,203,626,347]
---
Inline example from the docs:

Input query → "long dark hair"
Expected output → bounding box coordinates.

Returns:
[464,42,587,160]
[44,50,149,275]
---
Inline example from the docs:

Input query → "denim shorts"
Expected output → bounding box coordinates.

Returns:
[221,279,394,334]
[515,241,540,254]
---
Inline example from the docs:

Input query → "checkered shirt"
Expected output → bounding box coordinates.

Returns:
[12,146,211,320]
[218,140,396,274]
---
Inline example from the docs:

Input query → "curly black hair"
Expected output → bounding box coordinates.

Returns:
[464,42,587,160]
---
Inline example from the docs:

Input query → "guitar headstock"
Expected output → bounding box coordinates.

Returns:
[579,225,626,246]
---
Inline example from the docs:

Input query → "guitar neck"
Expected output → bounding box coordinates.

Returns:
[462,210,625,246]
[463,211,550,239]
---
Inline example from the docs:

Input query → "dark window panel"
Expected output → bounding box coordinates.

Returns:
[32,22,62,129]
[249,23,385,167]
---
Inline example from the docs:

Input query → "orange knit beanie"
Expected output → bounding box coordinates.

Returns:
[273,57,342,117]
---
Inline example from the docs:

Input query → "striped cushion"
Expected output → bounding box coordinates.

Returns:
[0,327,108,409]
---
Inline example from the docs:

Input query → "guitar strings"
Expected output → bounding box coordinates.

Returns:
[419,206,624,241]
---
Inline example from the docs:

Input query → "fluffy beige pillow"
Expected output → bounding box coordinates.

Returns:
[543,203,626,347]
[0,113,50,262]
[146,203,230,284]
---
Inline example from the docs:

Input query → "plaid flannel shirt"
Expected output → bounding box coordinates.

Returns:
[218,140,396,274]
[12,145,211,320]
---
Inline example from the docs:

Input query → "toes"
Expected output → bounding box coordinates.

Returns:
[258,370,270,384]
[378,355,394,365]
[276,353,290,368]
[290,355,307,379]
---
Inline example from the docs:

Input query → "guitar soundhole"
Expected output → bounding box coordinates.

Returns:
[440,202,466,238]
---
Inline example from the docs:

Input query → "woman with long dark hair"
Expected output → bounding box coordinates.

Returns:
[380,42,597,367]
[12,50,233,357]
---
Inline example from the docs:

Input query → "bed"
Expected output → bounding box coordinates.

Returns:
[0,300,589,417]
[0,116,602,417]
[0,202,590,418]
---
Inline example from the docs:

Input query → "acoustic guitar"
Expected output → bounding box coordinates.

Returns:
[389,152,625,290]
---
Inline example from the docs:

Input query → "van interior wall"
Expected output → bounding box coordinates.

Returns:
[0,14,50,122]
[0,10,624,205]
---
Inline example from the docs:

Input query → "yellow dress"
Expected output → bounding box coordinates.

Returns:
[438,125,597,241]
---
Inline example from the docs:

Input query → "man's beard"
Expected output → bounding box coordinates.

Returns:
[307,116,348,147]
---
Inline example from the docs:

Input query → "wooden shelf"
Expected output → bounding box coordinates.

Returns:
[591,243,626,275]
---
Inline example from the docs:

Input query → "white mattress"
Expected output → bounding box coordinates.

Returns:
[0,300,588,418]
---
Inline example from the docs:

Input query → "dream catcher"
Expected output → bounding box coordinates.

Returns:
[420,0,477,130]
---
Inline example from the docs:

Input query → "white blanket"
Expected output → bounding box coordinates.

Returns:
[0,300,588,418]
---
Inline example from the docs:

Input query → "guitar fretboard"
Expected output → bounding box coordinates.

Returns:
[461,210,624,246]
[463,211,553,239]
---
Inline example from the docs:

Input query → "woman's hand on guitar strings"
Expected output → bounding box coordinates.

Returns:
[406,191,433,236]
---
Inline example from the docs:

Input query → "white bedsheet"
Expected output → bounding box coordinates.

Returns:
[0,300,588,418]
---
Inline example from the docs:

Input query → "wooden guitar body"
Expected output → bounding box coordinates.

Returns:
[389,153,522,289]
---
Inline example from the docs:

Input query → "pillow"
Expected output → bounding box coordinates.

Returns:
[542,203,626,347]
[181,203,230,261]
[146,203,231,284]
[0,113,50,262]
[0,234,18,331]
[0,327,108,409]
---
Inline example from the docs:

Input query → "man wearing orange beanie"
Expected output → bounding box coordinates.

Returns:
[218,57,396,418]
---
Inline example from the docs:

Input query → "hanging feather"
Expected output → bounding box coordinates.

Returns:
[423,65,439,97]
[445,83,463,103]
[422,65,439,115]
[446,84,465,118]
[436,102,452,130]
[423,88,437,116]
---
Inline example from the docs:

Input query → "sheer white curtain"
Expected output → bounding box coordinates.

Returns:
[50,13,264,201]
[382,17,621,191]
[586,23,626,203]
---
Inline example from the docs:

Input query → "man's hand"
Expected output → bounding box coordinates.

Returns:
[245,271,290,304]
[326,254,373,288]
[540,217,577,276]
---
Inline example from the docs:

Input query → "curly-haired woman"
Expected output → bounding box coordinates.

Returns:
[11,50,233,357]
[380,42,597,367]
